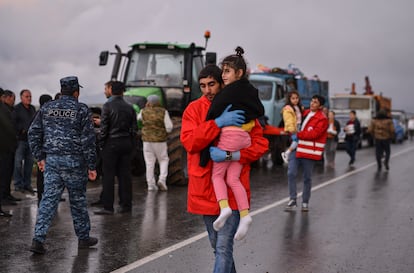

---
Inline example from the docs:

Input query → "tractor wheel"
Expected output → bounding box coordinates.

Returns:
[167,117,188,186]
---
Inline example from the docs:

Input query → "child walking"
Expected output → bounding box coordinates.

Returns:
[281,90,303,163]
[203,47,264,240]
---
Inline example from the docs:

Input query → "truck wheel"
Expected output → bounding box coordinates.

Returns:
[167,117,188,186]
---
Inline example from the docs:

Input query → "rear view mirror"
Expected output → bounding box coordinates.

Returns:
[99,51,109,66]
[205,52,216,65]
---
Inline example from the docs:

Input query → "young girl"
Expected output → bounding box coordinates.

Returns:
[203,46,264,240]
[281,90,303,163]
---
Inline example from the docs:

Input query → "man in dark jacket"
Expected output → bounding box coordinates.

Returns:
[12,89,36,193]
[0,89,17,217]
[94,81,138,215]
[344,110,361,166]
[0,90,21,207]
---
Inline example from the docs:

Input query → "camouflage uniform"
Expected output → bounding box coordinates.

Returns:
[28,95,96,243]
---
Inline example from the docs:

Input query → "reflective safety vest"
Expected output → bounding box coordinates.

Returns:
[297,139,325,160]
[296,110,328,161]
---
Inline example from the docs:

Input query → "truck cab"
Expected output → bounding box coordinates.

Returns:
[249,74,286,126]
[330,94,378,147]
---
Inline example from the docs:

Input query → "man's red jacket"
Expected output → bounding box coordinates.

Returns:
[181,95,269,215]
[296,109,328,160]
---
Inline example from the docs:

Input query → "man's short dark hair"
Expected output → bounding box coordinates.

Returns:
[312,94,325,106]
[3,90,14,97]
[20,89,30,97]
[110,81,125,95]
[39,94,53,106]
[198,64,224,85]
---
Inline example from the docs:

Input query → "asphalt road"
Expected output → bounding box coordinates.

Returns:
[1,141,413,273]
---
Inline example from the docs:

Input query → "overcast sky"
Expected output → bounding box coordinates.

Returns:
[1,0,414,113]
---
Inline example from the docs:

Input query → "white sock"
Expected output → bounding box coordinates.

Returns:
[234,214,252,241]
[213,207,232,231]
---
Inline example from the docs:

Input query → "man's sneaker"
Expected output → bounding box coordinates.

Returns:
[0,209,12,217]
[281,152,289,164]
[302,203,309,212]
[93,209,114,215]
[384,162,389,171]
[284,199,297,211]
[30,239,46,254]
[147,184,158,191]
[78,237,98,249]
[157,181,168,191]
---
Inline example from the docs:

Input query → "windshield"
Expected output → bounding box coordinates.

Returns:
[251,80,273,101]
[331,97,370,110]
[126,49,184,87]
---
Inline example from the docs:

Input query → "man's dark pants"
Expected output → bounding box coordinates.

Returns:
[345,136,358,163]
[0,151,15,198]
[375,139,391,168]
[101,137,133,211]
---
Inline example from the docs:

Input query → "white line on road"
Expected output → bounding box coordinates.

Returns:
[112,145,414,273]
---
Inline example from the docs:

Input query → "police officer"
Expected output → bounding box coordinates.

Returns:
[28,76,98,254]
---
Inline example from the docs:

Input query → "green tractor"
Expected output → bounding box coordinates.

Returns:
[99,32,216,185]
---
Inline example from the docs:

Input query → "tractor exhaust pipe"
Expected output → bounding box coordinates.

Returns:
[111,45,123,81]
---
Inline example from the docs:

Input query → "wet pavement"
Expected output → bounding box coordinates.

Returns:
[1,142,414,273]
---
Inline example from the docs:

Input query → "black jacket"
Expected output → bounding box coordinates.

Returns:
[0,103,17,153]
[12,103,36,141]
[200,78,264,166]
[345,118,361,141]
[99,96,138,147]
[206,78,264,121]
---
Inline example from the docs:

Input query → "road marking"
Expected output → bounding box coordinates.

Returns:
[111,145,414,273]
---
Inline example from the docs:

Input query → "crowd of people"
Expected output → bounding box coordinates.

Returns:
[0,47,402,271]
[1,88,36,216]
[0,77,174,254]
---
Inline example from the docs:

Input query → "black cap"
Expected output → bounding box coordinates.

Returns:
[60,76,83,93]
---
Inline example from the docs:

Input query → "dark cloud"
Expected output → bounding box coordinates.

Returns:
[1,0,413,112]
